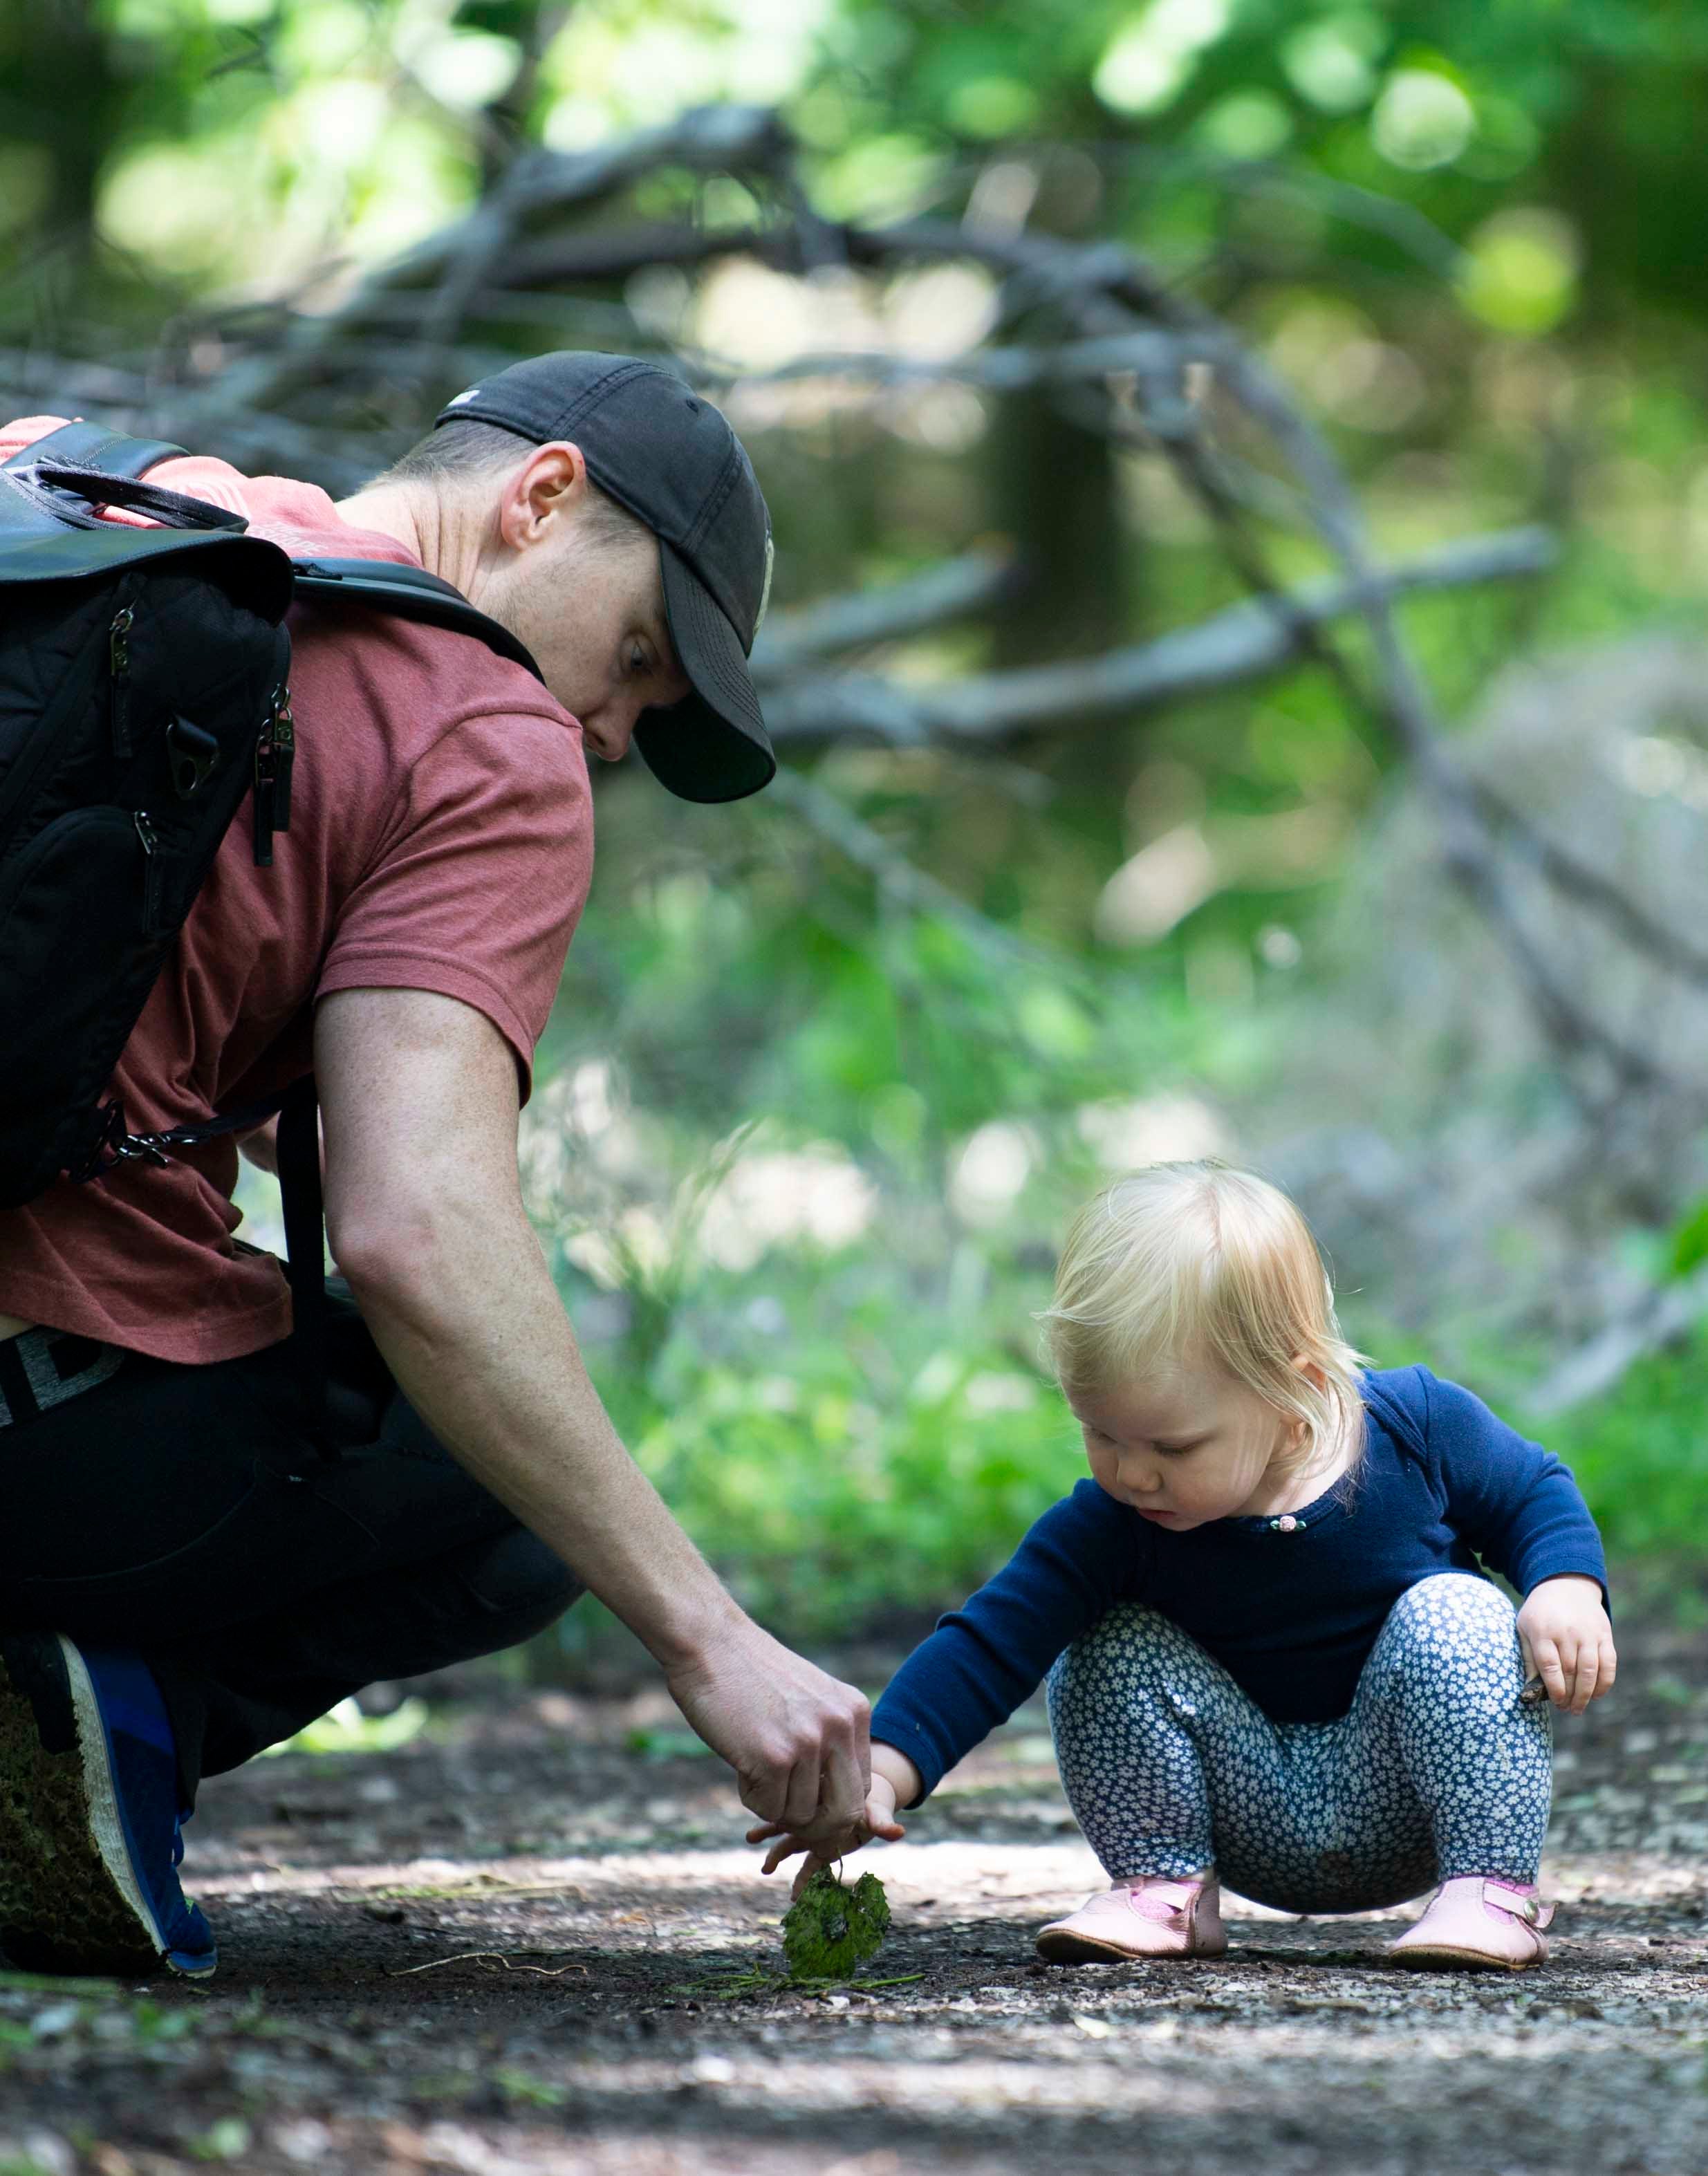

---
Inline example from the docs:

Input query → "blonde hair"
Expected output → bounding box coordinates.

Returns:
[1039,1160,1369,1480]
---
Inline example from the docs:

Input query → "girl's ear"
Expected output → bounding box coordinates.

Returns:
[1292,1354,1328,1395]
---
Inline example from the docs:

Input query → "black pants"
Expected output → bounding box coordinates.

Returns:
[0,1284,582,1807]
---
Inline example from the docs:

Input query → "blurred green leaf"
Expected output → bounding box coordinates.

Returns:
[260,1697,430,1758]
[1667,1198,1708,1283]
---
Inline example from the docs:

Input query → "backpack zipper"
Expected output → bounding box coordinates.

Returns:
[252,682,295,867]
[109,605,135,758]
[133,808,163,931]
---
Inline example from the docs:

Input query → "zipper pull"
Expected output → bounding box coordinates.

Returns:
[109,606,135,759]
[133,808,163,932]
[252,685,293,868]
[270,685,295,835]
[253,724,275,868]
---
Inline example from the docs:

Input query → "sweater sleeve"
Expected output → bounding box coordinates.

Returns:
[1420,1370,1610,1607]
[870,1480,1143,1805]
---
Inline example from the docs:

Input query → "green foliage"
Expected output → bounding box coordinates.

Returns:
[188,2122,252,2165]
[1666,1199,1708,1284]
[624,1726,716,1760]
[492,2067,570,2108]
[1521,1334,1708,1568]
[15,0,1708,1635]
[781,1868,891,1981]
[258,1695,429,1758]
[578,1240,1080,1637]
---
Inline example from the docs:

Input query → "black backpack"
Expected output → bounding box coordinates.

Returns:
[0,422,544,1424]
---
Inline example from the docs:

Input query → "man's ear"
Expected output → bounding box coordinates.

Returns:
[496,439,589,552]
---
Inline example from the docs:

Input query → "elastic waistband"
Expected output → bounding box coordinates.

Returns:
[0,1328,124,1427]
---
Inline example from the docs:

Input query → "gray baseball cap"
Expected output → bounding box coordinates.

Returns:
[436,352,776,802]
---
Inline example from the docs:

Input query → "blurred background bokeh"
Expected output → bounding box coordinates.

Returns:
[8,0,1708,1657]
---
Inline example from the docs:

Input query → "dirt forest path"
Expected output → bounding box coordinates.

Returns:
[1,1607,1703,2176]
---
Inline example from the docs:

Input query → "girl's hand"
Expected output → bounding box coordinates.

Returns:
[1517,1574,1617,1715]
[748,1775,905,1897]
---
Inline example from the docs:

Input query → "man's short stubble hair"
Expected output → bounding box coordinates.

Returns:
[367,420,651,551]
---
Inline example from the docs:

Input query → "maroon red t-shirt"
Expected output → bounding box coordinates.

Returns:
[0,420,594,1362]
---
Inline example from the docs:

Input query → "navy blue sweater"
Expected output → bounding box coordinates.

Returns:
[871,1366,1608,1802]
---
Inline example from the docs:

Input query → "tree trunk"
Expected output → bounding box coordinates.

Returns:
[0,0,118,283]
[988,386,1127,667]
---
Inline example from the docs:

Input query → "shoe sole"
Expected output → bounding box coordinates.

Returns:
[1390,1942,1544,1973]
[1035,1928,1228,1964]
[0,1631,176,1978]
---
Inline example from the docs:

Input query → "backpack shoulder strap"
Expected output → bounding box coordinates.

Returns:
[290,557,544,684]
[4,421,189,478]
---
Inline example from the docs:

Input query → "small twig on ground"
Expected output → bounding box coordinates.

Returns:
[386,1951,589,1979]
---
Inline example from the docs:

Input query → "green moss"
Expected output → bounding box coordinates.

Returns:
[781,1868,891,1982]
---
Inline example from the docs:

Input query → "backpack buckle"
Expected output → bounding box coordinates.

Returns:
[165,716,221,800]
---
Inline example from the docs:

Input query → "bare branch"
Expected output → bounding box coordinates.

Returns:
[689,327,1236,396]
[16,100,1673,1100]
[762,530,1557,747]
[1469,777,1708,994]
[845,210,1671,1093]
[210,106,794,416]
[0,346,389,486]
[752,550,1019,677]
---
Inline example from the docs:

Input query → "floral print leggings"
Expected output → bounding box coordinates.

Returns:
[1046,1572,1552,1914]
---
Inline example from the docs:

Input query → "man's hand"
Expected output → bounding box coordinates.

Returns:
[1517,1574,1616,1714]
[747,1742,919,1897]
[665,1617,872,1835]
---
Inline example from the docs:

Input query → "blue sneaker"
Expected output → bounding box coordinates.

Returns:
[0,1630,216,1979]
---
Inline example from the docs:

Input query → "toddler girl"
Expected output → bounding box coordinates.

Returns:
[752,1161,1615,1971]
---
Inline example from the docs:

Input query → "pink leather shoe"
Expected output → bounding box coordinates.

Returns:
[1388,1877,1554,1972]
[1036,1875,1228,1963]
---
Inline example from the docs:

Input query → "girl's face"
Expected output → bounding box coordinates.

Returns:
[1069,1359,1306,1529]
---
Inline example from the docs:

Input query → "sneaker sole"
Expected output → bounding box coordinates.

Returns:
[0,1631,175,1978]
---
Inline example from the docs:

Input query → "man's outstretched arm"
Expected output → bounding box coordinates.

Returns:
[315,984,871,1837]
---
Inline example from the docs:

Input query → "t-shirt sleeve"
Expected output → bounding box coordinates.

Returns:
[316,707,592,1101]
[1421,1369,1610,1607]
[870,1480,1142,1805]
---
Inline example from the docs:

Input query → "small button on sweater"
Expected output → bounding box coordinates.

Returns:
[869,1366,1608,1803]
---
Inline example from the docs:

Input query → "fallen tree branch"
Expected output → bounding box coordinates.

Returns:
[693,326,1238,396]
[860,211,1674,1095]
[761,528,1557,746]
[752,550,1019,677]
[17,105,1676,1100]
[209,104,794,416]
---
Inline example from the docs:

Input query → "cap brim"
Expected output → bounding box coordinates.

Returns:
[634,540,777,803]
